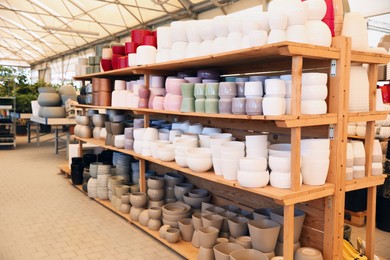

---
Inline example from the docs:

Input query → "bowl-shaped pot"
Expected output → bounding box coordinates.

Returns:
[147,188,165,201]
[165,228,181,243]
[130,192,147,208]
[148,207,162,219]
[92,114,106,127]
[164,172,184,187]
[183,192,211,209]
[147,176,165,189]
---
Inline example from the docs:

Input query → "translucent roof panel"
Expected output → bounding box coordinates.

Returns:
[0,0,218,66]
[0,0,388,67]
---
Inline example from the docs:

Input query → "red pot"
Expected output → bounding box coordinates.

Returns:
[151,30,157,37]
[144,36,157,48]
[131,29,151,45]
[100,59,113,72]
[111,54,122,70]
[381,85,390,103]
[112,45,125,55]
[118,56,128,69]
[125,42,138,54]
[322,0,335,37]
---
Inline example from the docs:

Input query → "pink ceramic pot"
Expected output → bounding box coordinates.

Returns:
[164,93,182,111]
[165,77,187,95]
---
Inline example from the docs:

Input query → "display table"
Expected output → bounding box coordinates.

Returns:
[29,116,76,157]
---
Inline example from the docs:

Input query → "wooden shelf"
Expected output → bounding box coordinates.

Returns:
[76,137,334,206]
[74,104,338,127]
[345,175,387,192]
[70,180,198,259]
[73,42,340,81]
[350,50,390,64]
[348,111,388,123]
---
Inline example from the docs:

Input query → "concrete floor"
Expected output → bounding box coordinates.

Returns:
[0,135,183,260]
[0,135,389,259]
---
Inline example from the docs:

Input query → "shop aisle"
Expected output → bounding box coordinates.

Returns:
[0,136,183,260]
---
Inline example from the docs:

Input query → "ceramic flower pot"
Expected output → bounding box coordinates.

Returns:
[138,209,150,227]
[147,218,162,231]
[165,228,181,243]
[248,219,281,253]
[159,224,171,239]
[198,246,215,260]
[197,226,219,248]
[202,214,224,231]
[178,218,194,242]
[227,216,249,238]
[130,206,144,221]
[229,248,268,260]
[269,207,306,243]
[213,242,244,260]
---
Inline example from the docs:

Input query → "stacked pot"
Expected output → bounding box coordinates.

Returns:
[87,162,102,198]
[180,83,195,112]
[112,152,132,185]
[124,127,134,150]
[164,77,186,111]
[111,80,127,107]
[218,82,237,114]
[108,175,124,202]
[100,46,113,72]
[74,57,88,76]
[262,79,286,116]
[164,172,184,204]
[130,192,148,221]
[37,87,66,118]
[97,164,111,200]
[92,113,106,139]
[147,176,165,209]
[119,192,131,214]
[194,83,206,113]
[301,139,330,185]
[113,184,130,211]
[149,75,166,109]
[244,81,263,116]
[300,73,328,115]
[92,78,112,106]
[74,115,92,138]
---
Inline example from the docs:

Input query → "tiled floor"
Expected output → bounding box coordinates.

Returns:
[1,135,389,259]
[350,225,390,260]
[0,136,183,260]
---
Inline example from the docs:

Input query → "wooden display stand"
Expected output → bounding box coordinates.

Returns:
[70,38,390,259]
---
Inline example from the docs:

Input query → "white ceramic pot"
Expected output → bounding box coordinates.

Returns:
[267,30,286,44]
[305,20,332,47]
[262,97,286,115]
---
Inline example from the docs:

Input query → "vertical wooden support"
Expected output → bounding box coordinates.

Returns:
[365,63,379,260]
[366,186,377,260]
[290,56,302,192]
[139,159,146,192]
[324,36,351,260]
[139,73,150,193]
[283,205,295,259]
[78,139,83,157]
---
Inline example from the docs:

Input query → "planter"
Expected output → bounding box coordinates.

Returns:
[376,195,390,232]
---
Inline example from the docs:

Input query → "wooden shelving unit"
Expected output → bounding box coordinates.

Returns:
[71,38,390,259]
[69,181,199,259]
